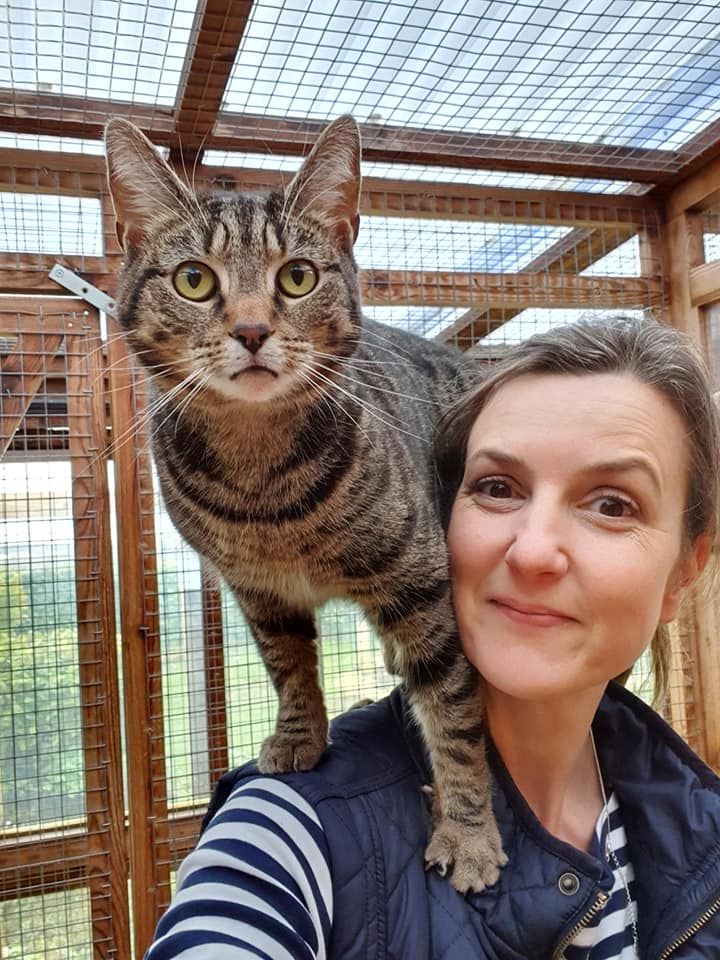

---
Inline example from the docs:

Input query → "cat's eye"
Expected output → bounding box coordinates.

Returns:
[173,262,217,302]
[277,260,318,298]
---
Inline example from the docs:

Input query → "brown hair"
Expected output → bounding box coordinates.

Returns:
[435,316,720,704]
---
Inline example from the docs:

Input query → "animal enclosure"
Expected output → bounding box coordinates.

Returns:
[2,1,720,957]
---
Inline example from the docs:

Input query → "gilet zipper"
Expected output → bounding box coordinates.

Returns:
[658,896,720,959]
[552,891,609,960]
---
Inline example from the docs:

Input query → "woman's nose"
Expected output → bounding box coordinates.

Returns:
[504,502,569,578]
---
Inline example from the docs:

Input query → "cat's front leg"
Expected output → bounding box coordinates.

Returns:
[374,582,507,894]
[238,592,329,773]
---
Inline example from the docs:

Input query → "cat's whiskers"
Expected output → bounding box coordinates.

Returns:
[93,347,189,391]
[311,350,406,369]
[173,371,213,429]
[172,132,212,231]
[72,371,192,480]
[103,370,202,469]
[305,364,427,443]
[311,357,437,406]
[360,325,423,362]
[295,367,375,450]
[159,372,212,443]
[82,328,135,373]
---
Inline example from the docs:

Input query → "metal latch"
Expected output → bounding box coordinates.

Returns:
[48,263,117,318]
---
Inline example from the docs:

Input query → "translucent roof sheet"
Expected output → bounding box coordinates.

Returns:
[364,305,467,339]
[225,0,720,152]
[580,236,640,277]
[478,307,648,346]
[203,149,641,194]
[356,216,570,273]
[0,193,103,256]
[0,0,197,105]
[0,133,104,153]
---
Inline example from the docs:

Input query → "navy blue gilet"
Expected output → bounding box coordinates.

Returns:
[203,685,720,959]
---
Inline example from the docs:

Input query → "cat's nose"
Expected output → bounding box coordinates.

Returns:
[229,323,273,354]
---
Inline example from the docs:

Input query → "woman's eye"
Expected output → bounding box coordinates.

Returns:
[590,495,636,519]
[475,478,514,499]
[172,262,217,302]
[277,260,318,298]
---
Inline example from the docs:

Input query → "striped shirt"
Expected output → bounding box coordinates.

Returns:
[145,778,332,960]
[145,778,638,960]
[564,792,639,960]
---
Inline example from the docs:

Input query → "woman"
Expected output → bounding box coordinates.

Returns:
[146,317,720,959]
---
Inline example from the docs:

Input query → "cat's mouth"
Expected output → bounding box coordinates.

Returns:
[229,365,279,380]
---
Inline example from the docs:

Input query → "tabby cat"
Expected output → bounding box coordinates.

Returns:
[104,115,505,892]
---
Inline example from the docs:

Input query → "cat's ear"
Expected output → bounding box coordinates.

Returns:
[285,115,361,251]
[104,119,195,250]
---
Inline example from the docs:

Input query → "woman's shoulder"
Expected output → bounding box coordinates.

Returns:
[204,688,423,828]
[598,682,720,790]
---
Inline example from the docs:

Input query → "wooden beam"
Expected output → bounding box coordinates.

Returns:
[360,270,662,310]
[202,565,229,782]
[659,149,720,220]
[66,314,130,958]
[660,212,705,340]
[106,322,170,957]
[172,1,252,154]
[0,809,204,902]
[0,90,173,141]
[0,261,115,295]
[652,116,720,213]
[0,90,675,181]
[1,258,661,311]
[210,114,672,182]
[689,260,720,307]
[0,147,658,231]
[0,831,93,900]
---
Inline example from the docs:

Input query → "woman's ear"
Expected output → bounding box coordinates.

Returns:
[660,534,711,623]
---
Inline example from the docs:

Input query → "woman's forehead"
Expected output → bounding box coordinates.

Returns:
[467,371,690,490]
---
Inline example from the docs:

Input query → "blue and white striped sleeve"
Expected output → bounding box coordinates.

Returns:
[145,777,333,960]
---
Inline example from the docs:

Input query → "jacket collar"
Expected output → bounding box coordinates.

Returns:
[392,682,720,957]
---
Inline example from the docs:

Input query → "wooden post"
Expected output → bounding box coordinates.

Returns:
[660,193,720,770]
[202,564,228,782]
[65,309,130,958]
[106,318,170,955]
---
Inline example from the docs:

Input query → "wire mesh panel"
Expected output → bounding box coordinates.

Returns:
[704,208,720,263]
[0,303,127,958]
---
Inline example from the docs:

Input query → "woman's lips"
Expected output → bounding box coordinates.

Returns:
[490,596,576,627]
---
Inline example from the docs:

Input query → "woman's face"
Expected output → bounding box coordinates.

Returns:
[448,371,705,702]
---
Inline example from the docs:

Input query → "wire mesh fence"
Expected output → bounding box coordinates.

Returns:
[0,304,128,959]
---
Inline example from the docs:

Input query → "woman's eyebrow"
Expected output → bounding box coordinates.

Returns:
[466,448,524,470]
[579,456,663,496]
[466,449,662,495]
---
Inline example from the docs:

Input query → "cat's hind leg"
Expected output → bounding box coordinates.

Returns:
[238,593,329,773]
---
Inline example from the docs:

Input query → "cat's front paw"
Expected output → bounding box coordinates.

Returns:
[425,818,508,895]
[258,731,328,774]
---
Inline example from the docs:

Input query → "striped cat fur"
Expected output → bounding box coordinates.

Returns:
[104,115,506,893]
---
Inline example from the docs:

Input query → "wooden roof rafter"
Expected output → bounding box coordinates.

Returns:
[171,0,254,162]
[0,89,688,185]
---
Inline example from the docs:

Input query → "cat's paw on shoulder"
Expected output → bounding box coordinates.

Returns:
[258,731,328,774]
[425,819,508,895]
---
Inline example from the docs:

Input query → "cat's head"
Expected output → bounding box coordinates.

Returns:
[105,116,362,407]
